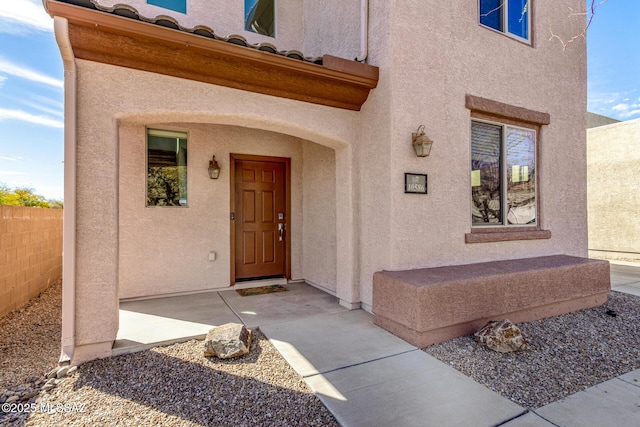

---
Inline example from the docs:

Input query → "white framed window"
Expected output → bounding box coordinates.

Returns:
[478,0,530,43]
[244,0,275,37]
[146,129,188,207]
[471,119,536,226]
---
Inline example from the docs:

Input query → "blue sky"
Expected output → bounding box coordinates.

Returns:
[0,0,63,200]
[0,0,638,201]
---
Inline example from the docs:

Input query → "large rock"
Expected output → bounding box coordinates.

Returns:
[474,319,527,353]
[204,323,252,359]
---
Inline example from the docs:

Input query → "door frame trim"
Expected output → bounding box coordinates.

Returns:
[229,153,292,285]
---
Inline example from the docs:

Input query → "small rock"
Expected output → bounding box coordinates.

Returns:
[42,384,55,392]
[46,368,58,380]
[204,323,252,359]
[21,390,39,400]
[6,395,19,404]
[606,309,617,317]
[67,366,78,375]
[474,319,527,353]
[45,378,56,386]
[56,366,69,378]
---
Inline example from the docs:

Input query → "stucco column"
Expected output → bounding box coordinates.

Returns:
[335,144,360,308]
[71,63,120,363]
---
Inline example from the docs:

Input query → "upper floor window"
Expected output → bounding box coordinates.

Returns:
[245,0,275,37]
[471,120,536,226]
[147,0,186,14]
[479,0,530,42]
[147,129,188,207]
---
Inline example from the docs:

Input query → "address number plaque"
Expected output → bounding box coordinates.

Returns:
[404,173,428,194]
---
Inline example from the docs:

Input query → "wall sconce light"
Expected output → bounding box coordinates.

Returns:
[412,125,433,157]
[208,155,221,179]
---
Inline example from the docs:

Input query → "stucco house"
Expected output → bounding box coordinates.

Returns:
[588,117,640,262]
[43,0,610,364]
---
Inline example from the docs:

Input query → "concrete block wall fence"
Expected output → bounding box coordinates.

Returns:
[0,205,63,318]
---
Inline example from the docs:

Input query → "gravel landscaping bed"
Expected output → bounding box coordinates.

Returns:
[4,280,639,424]
[16,331,338,426]
[424,291,640,409]
[0,280,62,401]
[1,281,338,427]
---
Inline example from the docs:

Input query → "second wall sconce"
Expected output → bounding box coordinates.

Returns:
[412,125,433,157]
[208,155,221,179]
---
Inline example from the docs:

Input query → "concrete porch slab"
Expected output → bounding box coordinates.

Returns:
[305,350,525,427]
[113,291,241,355]
[260,310,415,377]
[534,377,640,427]
[219,282,346,328]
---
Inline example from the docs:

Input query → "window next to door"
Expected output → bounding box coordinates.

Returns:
[146,128,188,207]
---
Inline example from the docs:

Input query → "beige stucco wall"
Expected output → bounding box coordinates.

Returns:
[118,123,317,299]
[302,0,360,59]
[354,0,394,308]
[72,58,357,350]
[587,119,640,260]
[302,141,337,292]
[352,0,588,306]
[95,0,304,52]
[67,0,588,359]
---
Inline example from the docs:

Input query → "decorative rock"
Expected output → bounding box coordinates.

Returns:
[474,319,527,353]
[46,368,58,379]
[42,384,55,392]
[204,323,252,359]
[45,378,56,386]
[21,390,39,400]
[5,395,19,404]
[56,366,70,378]
[67,366,78,375]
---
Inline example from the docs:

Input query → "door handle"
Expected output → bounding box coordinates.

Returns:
[278,223,285,241]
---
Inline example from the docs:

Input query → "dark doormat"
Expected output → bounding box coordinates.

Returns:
[236,285,288,297]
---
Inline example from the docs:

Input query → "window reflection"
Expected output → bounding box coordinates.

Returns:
[147,129,188,207]
[471,122,502,224]
[506,127,535,224]
[471,120,536,226]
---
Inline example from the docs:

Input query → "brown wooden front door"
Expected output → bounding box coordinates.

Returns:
[231,155,289,282]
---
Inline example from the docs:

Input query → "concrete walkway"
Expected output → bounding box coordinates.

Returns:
[113,263,640,426]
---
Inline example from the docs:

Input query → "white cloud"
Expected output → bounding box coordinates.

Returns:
[0,0,53,34]
[0,171,27,176]
[0,56,63,89]
[588,89,640,121]
[0,156,23,161]
[611,102,640,118]
[612,103,630,112]
[619,109,640,119]
[30,94,64,110]
[20,101,64,118]
[0,108,64,128]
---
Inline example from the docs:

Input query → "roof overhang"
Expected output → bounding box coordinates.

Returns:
[45,0,379,111]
